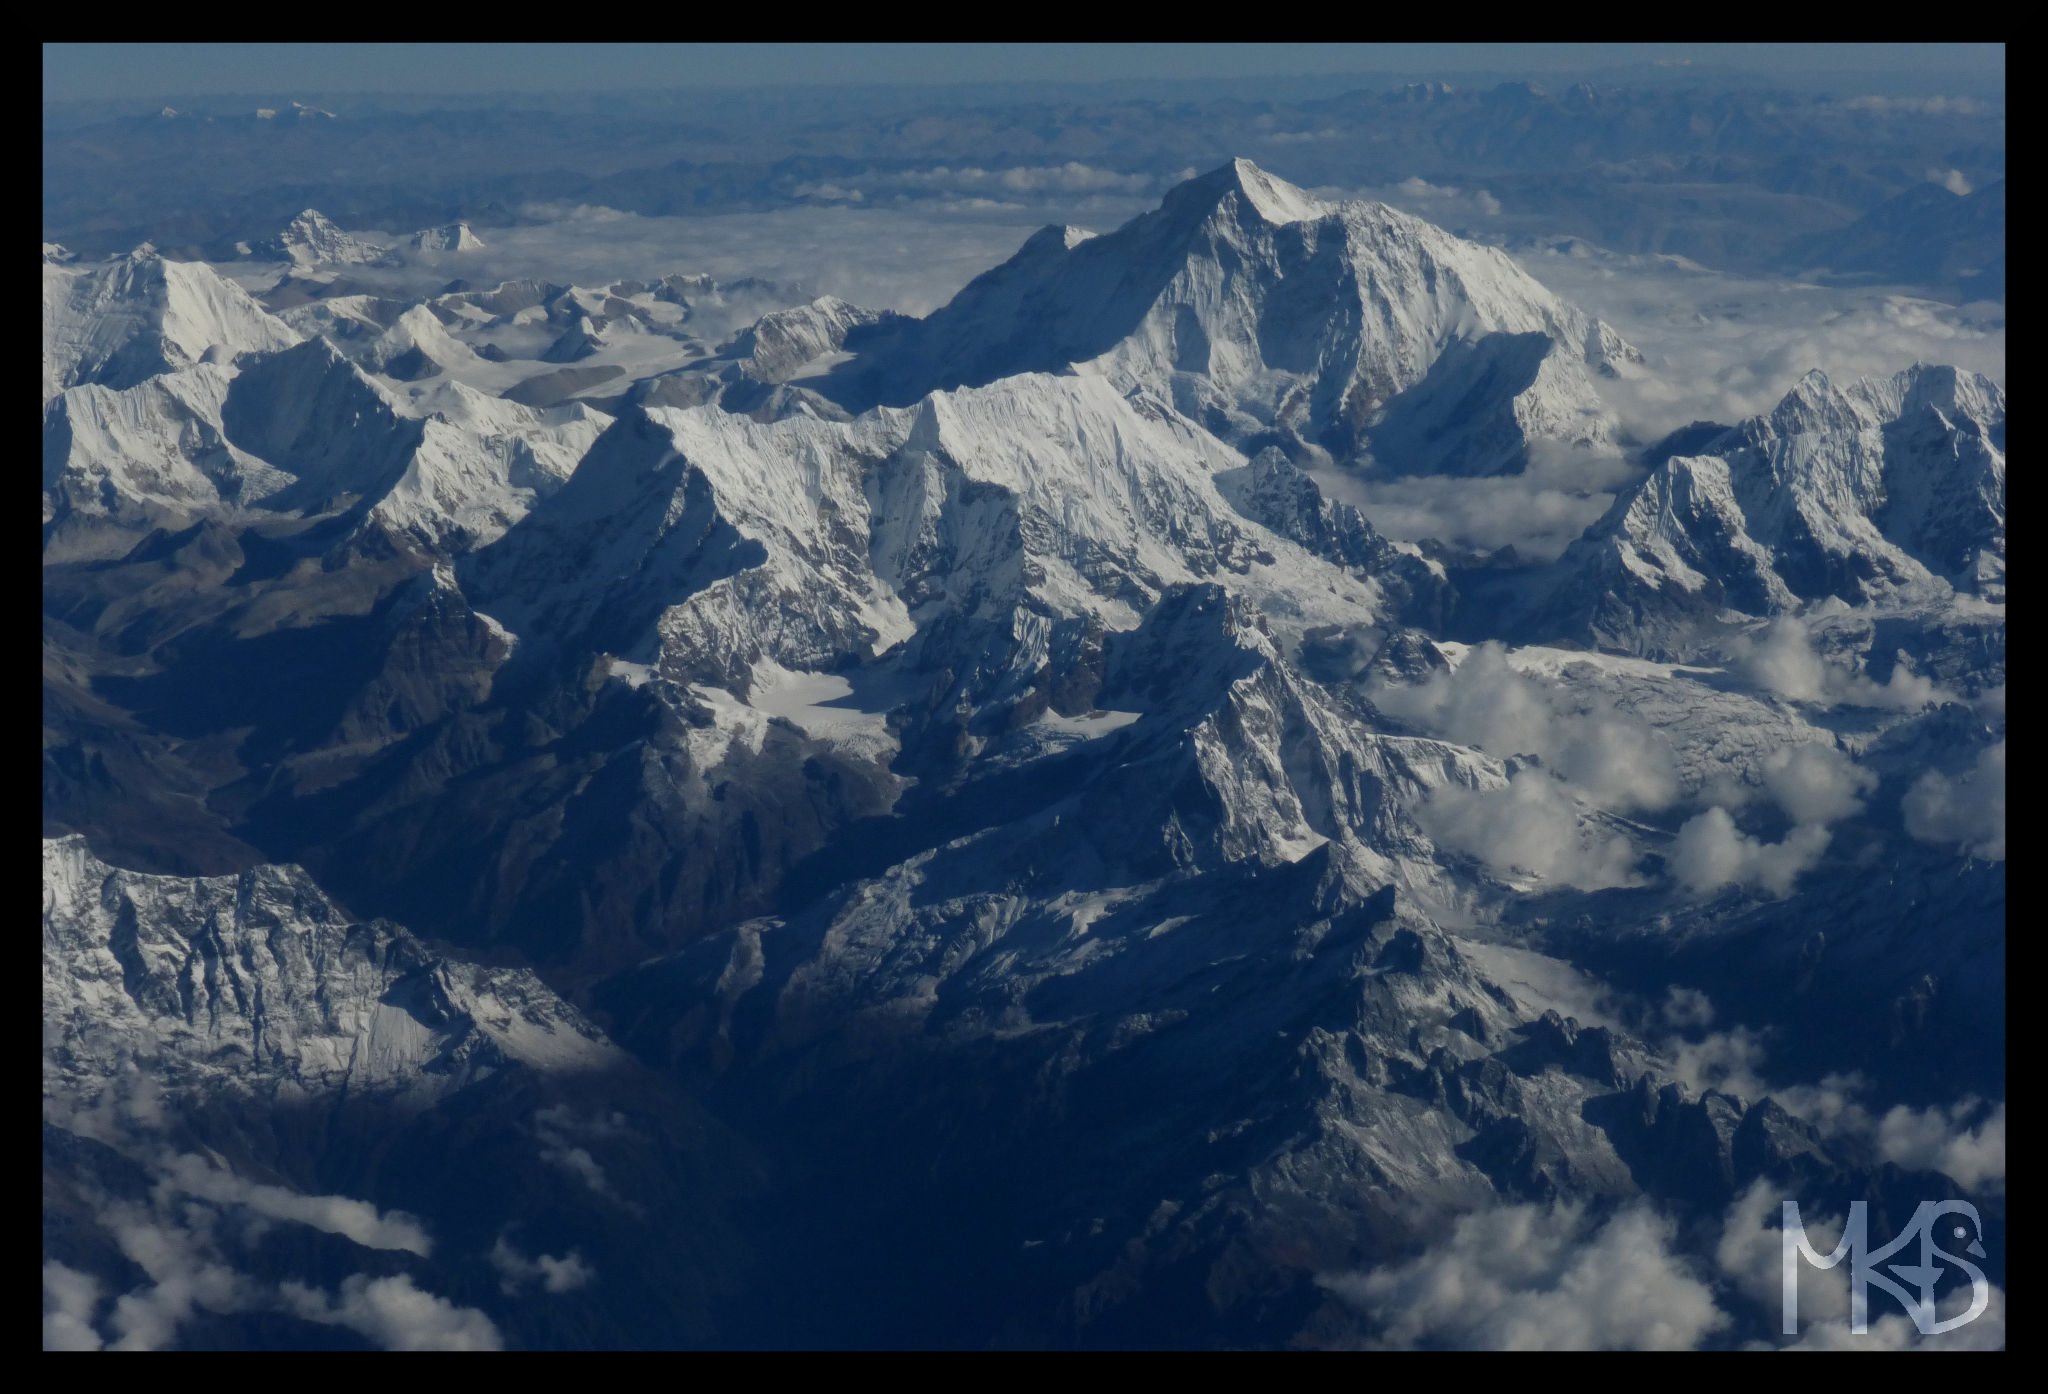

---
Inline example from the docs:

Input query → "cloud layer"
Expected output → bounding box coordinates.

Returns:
[1511,247,2006,443]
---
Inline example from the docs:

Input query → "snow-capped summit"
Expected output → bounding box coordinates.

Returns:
[1540,363,2006,650]
[719,295,899,384]
[362,302,483,381]
[819,159,1636,476]
[409,221,487,253]
[42,245,300,403]
[246,209,400,268]
[1168,155,1335,225]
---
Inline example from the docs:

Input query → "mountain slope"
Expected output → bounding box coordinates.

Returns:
[42,835,771,1350]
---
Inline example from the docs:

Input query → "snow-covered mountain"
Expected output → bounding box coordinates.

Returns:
[42,835,768,1351]
[43,247,300,403]
[409,221,487,253]
[241,209,401,268]
[821,159,1638,475]
[42,159,2004,1350]
[44,835,624,1105]
[1533,364,2006,652]
[44,324,608,560]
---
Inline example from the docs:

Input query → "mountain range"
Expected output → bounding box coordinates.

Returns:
[43,161,2004,1350]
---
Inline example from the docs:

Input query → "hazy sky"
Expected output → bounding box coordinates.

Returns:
[43,42,2005,102]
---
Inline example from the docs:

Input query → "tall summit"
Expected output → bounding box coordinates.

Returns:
[243,209,401,268]
[821,159,1637,475]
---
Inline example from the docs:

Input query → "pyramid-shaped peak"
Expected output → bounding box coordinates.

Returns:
[1165,159,1331,227]
[1015,224,1098,258]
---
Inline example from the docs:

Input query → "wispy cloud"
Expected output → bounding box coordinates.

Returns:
[1668,809,1831,897]
[42,1264,105,1351]
[490,1236,596,1296]
[1734,614,1953,710]
[1373,642,1679,890]
[160,1152,433,1256]
[282,1274,503,1351]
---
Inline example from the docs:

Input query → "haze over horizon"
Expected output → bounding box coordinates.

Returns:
[43,41,2005,102]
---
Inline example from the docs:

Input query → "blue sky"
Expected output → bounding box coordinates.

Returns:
[43,42,2005,101]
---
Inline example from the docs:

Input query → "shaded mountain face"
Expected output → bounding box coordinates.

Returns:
[44,163,2004,1350]
[1787,180,2007,300]
[42,837,770,1351]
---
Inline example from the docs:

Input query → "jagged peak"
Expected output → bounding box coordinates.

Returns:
[1764,362,2004,439]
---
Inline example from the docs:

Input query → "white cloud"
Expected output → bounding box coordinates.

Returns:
[1716,1181,1849,1324]
[353,204,1067,318]
[807,163,1159,200]
[1322,1201,1728,1350]
[42,1263,104,1351]
[1902,741,2005,860]
[1875,1100,2006,1190]
[283,1274,503,1351]
[1375,642,1681,890]
[1760,742,1877,826]
[1322,438,1639,562]
[1375,643,1678,813]
[1779,1284,2006,1350]
[490,1235,597,1295]
[45,1143,479,1351]
[1735,615,1954,710]
[1420,771,1643,890]
[1511,248,2005,444]
[101,1202,254,1351]
[1669,807,1831,897]
[1668,1045,2006,1195]
[1660,985,1717,1031]
[1718,1181,2005,1348]
[1365,176,1505,222]
[1738,617,1830,703]
[160,1152,433,1256]
[532,1104,637,1202]
[1666,1022,1772,1098]
[1843,95,1987,116]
